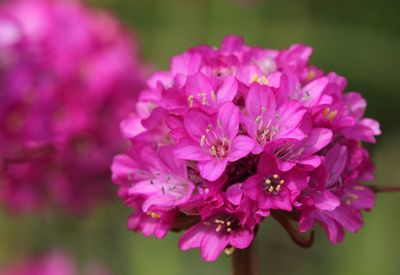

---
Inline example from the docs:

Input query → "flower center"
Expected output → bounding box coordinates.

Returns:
[255,112,280,144]
[200,123,231,160]
[150,173,190,201]
[204,214,240,234]
[263,174,285,194]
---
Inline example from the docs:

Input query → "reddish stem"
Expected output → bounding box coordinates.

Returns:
[367,185,400,193]
[232,242,259,275]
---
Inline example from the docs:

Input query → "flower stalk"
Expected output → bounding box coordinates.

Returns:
[368,185,400,193]
[232,242,259,275]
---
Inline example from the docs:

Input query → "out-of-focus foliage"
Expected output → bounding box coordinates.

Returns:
[1,0,399,274]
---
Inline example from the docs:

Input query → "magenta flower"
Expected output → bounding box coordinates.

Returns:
[179,207,255,261]
[0,0,145,214]
[174,102,253,181]
[111,35,380,262]
[113,146,195,212]
[241,83,307,154]
[243,153,309,211]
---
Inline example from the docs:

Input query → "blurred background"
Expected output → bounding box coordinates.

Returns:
[1,0,399,274]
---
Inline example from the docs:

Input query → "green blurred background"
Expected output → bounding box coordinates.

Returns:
[1,0,399,274]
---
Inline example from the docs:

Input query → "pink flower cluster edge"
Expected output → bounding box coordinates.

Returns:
[112,35,380,261]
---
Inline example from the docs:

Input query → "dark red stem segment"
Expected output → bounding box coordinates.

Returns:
[232,242,259,275]
[271,211,314,248]
[368,185,400,193]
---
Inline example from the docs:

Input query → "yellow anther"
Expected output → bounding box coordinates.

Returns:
[250,74,269,85]
[198,92,208,105]
[148,212,160,219]
[217,119,223,129]
[307,70,316,81]
[226,221,232,226]
[227,228,232,233]
[210,146,217,156]
[276,185,281,191]
[279,179,285,185]
[322,107,337,121]
[273,174,279,179]
[265,179,272,184]
[214,219,225,224]
[224,246,235,256]
[216,224,223,232]
[211,90,217,100]
[261,106,267,113]
[200,135,206,146]
[187,95,194,107]
[206,124,212,132]
[322,107,330,117]
[326,110,337,121]
[268,186,274,193]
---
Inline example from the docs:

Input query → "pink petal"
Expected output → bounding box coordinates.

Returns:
[200,230,228,262]
[179,223,207,251]
[228,135,253,162]
[174,139,210,161]
[217,76,238,104]
[184,110,212,141]
[218,102,239,140]
[229,229,253,249]
[245,84,276,119]
[198,159,228,181]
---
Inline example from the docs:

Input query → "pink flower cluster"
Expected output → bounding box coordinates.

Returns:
[0,0,144,213]
[112,35,380,261]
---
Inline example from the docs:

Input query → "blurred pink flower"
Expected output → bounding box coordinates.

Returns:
[0,0,145,214]
[0,251,111,275]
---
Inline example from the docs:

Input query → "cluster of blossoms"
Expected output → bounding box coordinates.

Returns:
[0,0,144,213]
[0,250,111,275]
[112,35,381,261]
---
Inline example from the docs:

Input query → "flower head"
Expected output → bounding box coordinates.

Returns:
[112,35,380,261]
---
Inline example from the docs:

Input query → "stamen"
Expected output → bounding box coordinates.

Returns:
[224,246,235,256]
[148,212,160,219]
[217,119,223,129]
[187,95,194,107]
[326,110,337,121]
[200,135,206,146]
[211,90,217,100]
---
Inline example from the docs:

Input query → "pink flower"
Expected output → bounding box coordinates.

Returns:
[112,35,380,261]
[241,83,307,153]
[174,102,253,181]
[113,146,195,212]
[298,144,375,243]
[0,0,145,214]
[243,153,309,211]
[179,207,255,262]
